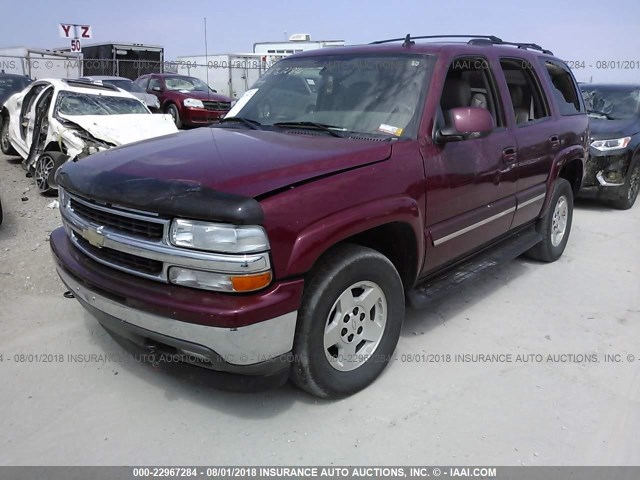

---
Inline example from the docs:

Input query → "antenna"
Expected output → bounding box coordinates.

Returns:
[204,17,210,102]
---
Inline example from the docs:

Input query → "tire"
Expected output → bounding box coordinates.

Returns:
[525,178,574,262]
[34,151,68,194]
[166,104,182,129]
[291,244,405,398]
[1,117,17,156]
[610,159,640,210]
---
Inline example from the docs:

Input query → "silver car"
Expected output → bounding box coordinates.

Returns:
[79,76,161,111]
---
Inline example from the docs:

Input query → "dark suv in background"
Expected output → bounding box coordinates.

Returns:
[580,83,640,209]
[135,73,232,128]
[52,35,588,398]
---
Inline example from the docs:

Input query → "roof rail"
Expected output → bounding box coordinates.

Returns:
[370,34,503,45]
[468,38,554,55]
[63,78,120,91]
[370,34,553,55]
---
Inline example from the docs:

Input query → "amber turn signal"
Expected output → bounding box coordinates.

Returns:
[231,272,273,292]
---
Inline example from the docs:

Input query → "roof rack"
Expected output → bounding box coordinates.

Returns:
[63,78,120,91]
[370,34,553,55]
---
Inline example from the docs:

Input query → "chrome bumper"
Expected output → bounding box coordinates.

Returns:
[56,266,297,367]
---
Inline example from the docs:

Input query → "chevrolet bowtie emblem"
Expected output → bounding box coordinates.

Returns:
[83,226,105,248]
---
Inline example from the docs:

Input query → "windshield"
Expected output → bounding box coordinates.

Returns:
[165,76,213,92]
[227,54,434,138]
[581,86,640,120]
[104,79,146,93]
[56,91,149,115]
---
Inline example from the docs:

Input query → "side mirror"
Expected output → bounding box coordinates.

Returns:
[436,107,494,143]
[152,86,163,92]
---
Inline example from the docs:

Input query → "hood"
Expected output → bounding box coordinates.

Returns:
[169,90,231,102]
[58,113,178,145]
[589,117,640,140]
[56,127,392,223]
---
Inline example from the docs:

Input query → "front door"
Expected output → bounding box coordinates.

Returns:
[421,56,518,275]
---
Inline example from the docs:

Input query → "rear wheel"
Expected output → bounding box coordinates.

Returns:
[611,159,640,210]
[291,244,405,398]
[525,178,573,262]
[1,118,17,155]
[34,151,68,194]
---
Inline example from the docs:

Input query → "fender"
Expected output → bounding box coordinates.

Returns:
[542,144,585,214]
[285,195,424,278]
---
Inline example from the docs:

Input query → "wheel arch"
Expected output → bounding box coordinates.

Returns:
[284,197,424,292]
[543,145,584,215]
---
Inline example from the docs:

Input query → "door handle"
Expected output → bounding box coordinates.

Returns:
[549,135,561,148]
[502,147,518,165]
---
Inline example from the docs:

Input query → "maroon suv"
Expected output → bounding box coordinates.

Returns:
[52,35,588,398]
[135,73,231,128]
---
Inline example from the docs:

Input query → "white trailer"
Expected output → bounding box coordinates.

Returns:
[0,47,81,80]
[173,53,271,99]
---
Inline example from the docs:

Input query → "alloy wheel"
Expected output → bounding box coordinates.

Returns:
[34,154,55,191]
[323,281,387,372]
[551,195,568,247]
[628,165,640,202]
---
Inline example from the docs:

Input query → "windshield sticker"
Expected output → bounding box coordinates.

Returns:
[225,88,258,118]
[378,124,403,136]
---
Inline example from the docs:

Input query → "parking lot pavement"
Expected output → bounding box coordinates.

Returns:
[0,151,639,466]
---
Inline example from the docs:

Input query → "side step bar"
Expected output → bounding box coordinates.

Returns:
[408,226,542,309]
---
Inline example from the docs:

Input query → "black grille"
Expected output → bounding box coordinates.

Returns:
[203,101,231,111]
[70,199,164,240]
[75,235,163,276]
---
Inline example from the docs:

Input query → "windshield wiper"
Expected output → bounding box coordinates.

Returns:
[273,121,345,138]
[587,109,615,120]
[219,117,262,130]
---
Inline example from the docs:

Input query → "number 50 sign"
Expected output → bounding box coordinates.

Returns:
[59,23,92,52]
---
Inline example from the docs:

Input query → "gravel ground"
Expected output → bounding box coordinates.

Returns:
[0,151,639,466]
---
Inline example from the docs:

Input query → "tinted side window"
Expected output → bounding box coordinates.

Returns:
[439,56,506,129]
[542,61,583,115]
[499,59,550,126]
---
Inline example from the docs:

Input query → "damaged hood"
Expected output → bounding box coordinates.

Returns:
[56,127,392,223]
[589,117,640,140]
[58,113,178,145]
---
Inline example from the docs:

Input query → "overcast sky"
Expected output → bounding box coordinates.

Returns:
[1,0,639,83]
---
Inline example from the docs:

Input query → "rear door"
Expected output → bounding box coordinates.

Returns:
[421,55,518,274]
[497,58,557,228]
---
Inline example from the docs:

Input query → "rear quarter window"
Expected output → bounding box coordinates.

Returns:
[541,60,584,116]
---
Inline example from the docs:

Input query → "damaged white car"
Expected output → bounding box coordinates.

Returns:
[1,78,178,193]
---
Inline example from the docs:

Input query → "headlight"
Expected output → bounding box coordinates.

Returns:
[183,98,204,108]
[169,219,269,253]
[591,136,631,151]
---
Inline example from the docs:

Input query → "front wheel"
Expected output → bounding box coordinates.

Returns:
[611,160,640,210]
[166,104,182,129]
[525,178,574,262]
[291,244,405,398]
[34,152,68,194]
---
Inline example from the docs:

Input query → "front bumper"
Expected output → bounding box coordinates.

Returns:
[50,227,304,376]
[581,148,633,192]
[182,107,227,126]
